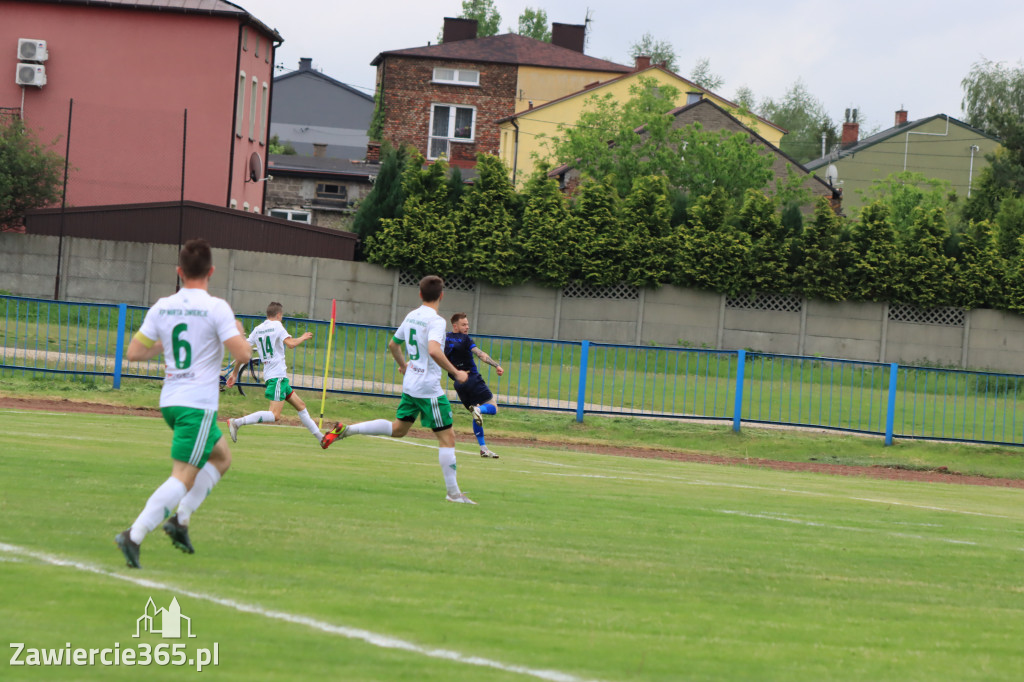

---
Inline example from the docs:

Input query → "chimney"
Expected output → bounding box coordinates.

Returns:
[634,55,651,71]
[895,109,908,126]
[551,22,586,53]
[313,143,327,158]
[841,121,859,147]
[299,57,312,71]
[442,17,478,43]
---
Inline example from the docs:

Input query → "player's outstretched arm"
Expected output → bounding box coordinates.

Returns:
[284,331,313,349]
[472,347,504,375]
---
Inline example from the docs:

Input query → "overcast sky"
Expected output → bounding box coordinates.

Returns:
[240,0,1023,134]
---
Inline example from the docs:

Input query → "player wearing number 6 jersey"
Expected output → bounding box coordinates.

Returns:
[225,302,324,445]
[115,239,251,569]
[320,275,478,504]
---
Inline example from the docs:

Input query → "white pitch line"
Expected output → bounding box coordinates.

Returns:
[0,542,602,682]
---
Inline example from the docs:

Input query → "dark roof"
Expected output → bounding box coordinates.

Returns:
[803,114,1000,170]
[32,0,282,41]
[274,69,373,103]
[497,64,785,134]
[371,32,631,73]
[268,155,380,179]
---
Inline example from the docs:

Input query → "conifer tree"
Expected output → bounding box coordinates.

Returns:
[352,142,407,249]
[573,176,626,286]
[994,195,1024,262]
[955,220,1003,308]
[675,188,750,294]
[520,164,573,286]
[737,189,791,294]
[455,154,521,287]
[895,208,955,308]
[623,175,673,287]
[846,201,900,301]
[793,199,848,301]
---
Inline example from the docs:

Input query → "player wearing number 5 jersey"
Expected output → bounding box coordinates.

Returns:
[225,302,324,445]
[115,239,251,569]
[320,275,478,504]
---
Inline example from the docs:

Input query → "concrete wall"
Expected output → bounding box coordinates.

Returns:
[4,232,1024,374]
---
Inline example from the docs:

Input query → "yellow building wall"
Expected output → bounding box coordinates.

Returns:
[502,69,784,186]
[514,65,627,109]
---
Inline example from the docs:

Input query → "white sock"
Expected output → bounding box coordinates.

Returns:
[297,408,324,440]
[238,411,275,427]
[175,463,222,526]
[439,447,459,496]
[129,477,188,544]
[346,419,393,437]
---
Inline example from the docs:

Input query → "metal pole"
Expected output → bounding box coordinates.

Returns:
[575,340,590,423]
[176,109,187,292]
[732,349,746,433]
[53,98,73,301]
[884,363,899,446]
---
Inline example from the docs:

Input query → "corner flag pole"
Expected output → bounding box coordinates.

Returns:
[318,299,336,429]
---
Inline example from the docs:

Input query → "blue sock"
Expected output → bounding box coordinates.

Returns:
[472,420,485,446]
[480,404,497,415]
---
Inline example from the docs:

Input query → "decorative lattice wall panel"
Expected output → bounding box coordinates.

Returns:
[888,303,965,327]
[726,292,803,313]
[398,271,476,292]
[561,282,640,300]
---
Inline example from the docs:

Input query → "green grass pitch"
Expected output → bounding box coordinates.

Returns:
[1,408,1022,681]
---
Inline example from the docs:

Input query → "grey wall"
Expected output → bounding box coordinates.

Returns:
[270,71,374,160]
[3,233,1023,374]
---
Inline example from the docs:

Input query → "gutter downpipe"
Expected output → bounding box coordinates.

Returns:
[968,144,980,197]
[511,116,520,187]
[226,22,244,207]
[903,114,950,171]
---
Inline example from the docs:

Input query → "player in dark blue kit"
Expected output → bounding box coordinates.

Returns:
[445,312,503,458]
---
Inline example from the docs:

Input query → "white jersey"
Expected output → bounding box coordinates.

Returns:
[393,304,446,399]
[137,288,240,411]
[247,319,291,380]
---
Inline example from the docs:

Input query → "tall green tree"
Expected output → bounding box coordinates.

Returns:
[456,0,501,37]
[859,171,954,235]
[0,118,64,231]
[622,175,673,287]
[675,188,750,294]
[573,176,626,286]
[455,154,521,286]
[519,164,573,285]
[689,57,723,91]
[627,33,678,71]
[793,199,848,302]
[961,58,1024,138]
[758,80,838,163]
[352,142,407,247]
[994,195,1024,261]
[895,208,955,308]
[846,202,900,302]
[737,190,791,294]
[954,220,1003,309]
[516,8,550,41]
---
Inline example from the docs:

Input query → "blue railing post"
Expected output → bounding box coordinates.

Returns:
[884,362,899,445]
[575,340,590,423]
[113,303,127,389]
[732,350,746,432]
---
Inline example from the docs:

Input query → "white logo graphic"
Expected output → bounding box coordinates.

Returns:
[134,597,196,639]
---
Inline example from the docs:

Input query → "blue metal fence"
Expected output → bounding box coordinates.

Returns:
[4,294,1024,447]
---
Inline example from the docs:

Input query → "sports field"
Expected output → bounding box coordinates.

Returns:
[2,408,1023,681]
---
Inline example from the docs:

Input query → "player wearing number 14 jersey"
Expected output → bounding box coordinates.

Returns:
[320,275,478,504]
[115,239,251,568]
[225,301,324,445]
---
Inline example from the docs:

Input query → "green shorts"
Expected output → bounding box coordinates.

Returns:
[395,393,453,431]
[265,377,292,401]
[161,406,222,468]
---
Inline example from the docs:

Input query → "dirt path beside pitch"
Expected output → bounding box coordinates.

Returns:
[5,396,1023,489]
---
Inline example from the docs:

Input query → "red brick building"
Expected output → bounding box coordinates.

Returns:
[370,17,631,168]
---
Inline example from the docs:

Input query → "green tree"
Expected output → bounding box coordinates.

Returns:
[738,190,791,294]
[689,57,723,91]
[1004,234,1024,313]
[267,134,296,155]
[352,142,407,249]
[994,195,1024,261]
[758,80,838,163]
[455,0,501,37]
[961,58,1024,138]
[895,208,955,308]
[0,117,64,231]
[573,176,626,286]
[793,199,848,302]
[622,175,673,287]
[365,153,456,277]
[846,202,900,302]
[628,33,677,71]
[859,171,954,235]
[516,7,550,41]
[954,220,1003,308]
[675,188,750,294]
[519,164,573,285]
[455,154,521,286]
[367,87,385,142]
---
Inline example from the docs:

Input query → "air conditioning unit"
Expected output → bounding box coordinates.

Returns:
[16,63,46,87]
[18,39,48,62]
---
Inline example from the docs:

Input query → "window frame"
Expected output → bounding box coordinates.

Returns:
[268,208,313,224]
[235,71,246,138]
[431,67,480,87]
[249,76,259,141]
[427,103,477,160]
[259,82,269,145]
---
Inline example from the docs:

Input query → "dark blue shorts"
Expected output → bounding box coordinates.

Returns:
[452,372,493,409]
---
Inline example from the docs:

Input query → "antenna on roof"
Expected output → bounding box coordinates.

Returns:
[584,8,593,49]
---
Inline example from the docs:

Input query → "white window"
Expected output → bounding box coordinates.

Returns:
[260,82,269,145]
[428,104,476,159]
[686,92,703,105]
[269,208,312,224]
[249,76,258,140]
[432,67,479,86]
[235,71,246,137]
